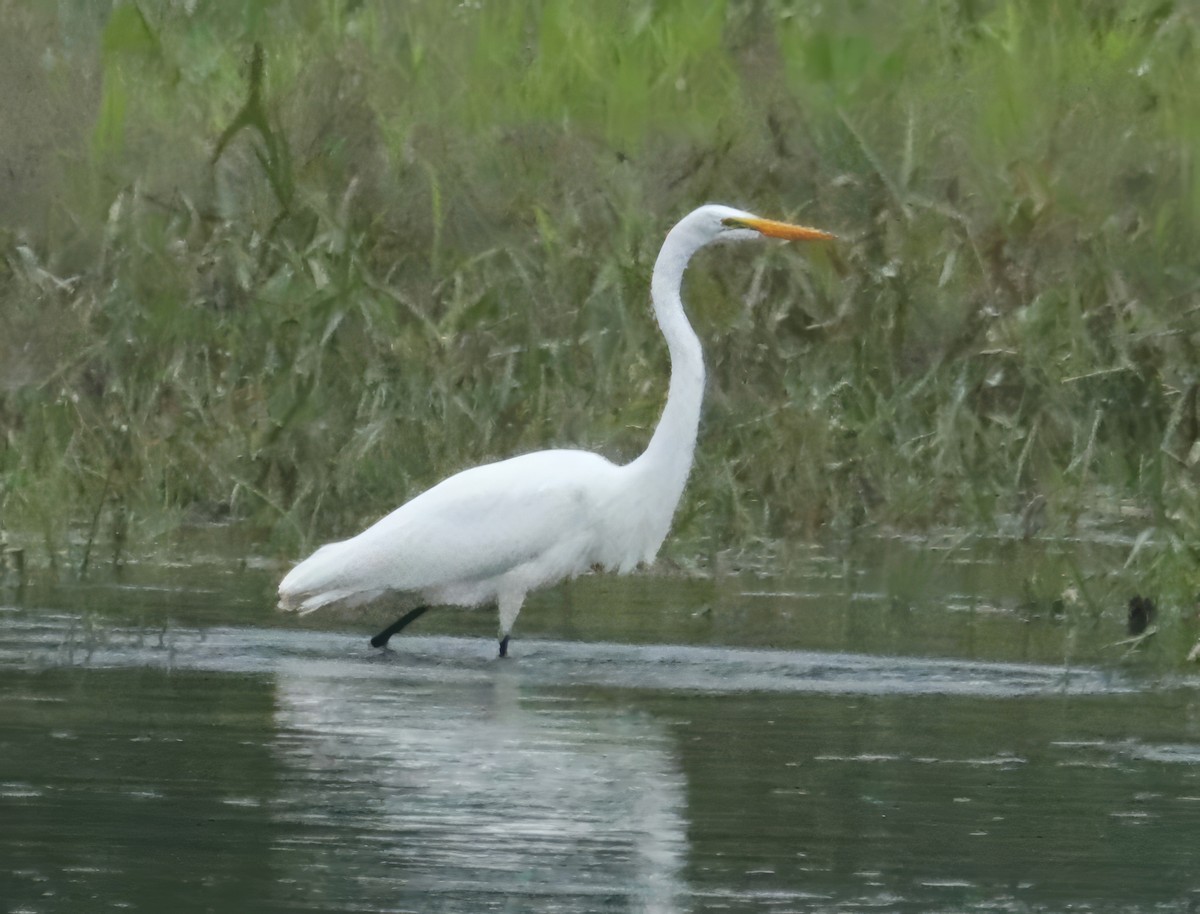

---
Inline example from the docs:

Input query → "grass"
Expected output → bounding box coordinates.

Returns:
[2,0,1200,631]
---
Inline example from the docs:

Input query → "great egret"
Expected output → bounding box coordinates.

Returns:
[278,204,834,656]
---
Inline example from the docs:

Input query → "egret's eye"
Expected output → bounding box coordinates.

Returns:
[721,217,749,230]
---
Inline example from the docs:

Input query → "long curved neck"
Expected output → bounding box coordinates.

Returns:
[629,225,707,497]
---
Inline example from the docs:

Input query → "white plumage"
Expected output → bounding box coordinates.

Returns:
[278,204,834,655]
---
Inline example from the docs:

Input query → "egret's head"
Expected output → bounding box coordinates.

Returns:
[707,204,836,245]
[657,204,835,277]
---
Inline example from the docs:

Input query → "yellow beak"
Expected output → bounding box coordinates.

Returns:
[727,216,837,242]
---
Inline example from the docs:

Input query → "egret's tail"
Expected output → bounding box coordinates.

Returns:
[277,539,383,614]
[277,586,383,615]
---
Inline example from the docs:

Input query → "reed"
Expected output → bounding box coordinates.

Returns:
[2,0,1199,614]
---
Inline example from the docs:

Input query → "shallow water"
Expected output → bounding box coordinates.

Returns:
[2,540,1199,912]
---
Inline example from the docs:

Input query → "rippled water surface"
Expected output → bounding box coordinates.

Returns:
[2,541,1199,912]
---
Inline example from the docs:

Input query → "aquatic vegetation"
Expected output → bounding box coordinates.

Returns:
[2,0,1200,627]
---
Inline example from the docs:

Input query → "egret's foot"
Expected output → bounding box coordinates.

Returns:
[499,635,510,658]
[370,605,430,650]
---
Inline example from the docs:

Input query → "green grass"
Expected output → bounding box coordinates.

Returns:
[3,0,1200,621]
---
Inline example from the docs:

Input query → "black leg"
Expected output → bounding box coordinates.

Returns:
[498,635,510,658]
[370,605,430,648]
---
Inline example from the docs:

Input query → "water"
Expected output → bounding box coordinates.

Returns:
[1,539,1199,912]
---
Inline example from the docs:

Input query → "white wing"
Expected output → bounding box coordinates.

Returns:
[278,449,623,613]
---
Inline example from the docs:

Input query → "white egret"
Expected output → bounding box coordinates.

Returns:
[278,204,834,656]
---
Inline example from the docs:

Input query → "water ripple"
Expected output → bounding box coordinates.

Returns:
[0,614,1134,697]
